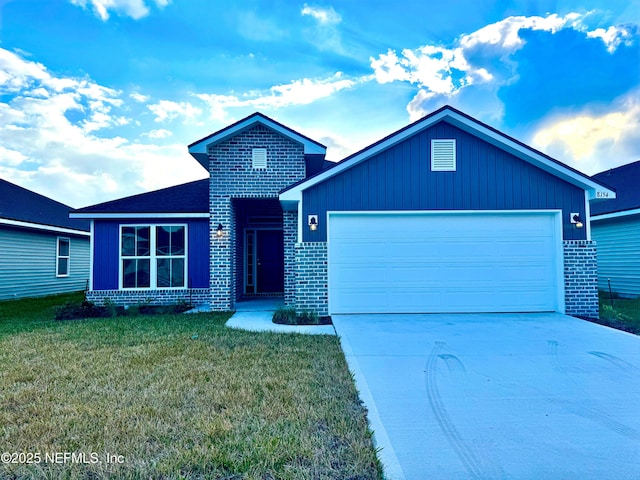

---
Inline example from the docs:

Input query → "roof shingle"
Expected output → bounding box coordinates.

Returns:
[0,179,90,232]
[591,161,640,215]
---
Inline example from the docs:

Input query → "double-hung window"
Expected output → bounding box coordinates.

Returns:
[120,225,186,289]
[56,237,70,277]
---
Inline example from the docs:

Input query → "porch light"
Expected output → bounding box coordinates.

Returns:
[216,223,224,237]
[308,215,318,231]
[571,213,584,229]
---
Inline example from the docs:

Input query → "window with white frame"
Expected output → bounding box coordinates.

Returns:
[120,225,186,289]
[56,237,70,277]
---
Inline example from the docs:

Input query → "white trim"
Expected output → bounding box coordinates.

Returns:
[584,191,591,241]
[297,207,303,243]
[118,223,189,291]
[56,236,71,278]
[280,107,616,204]
[70,212,208,219]
[326,209,565,315]
[0,217,90,236]
[591,207,640,222]
[89,220,94,290]
[188,114,326,161]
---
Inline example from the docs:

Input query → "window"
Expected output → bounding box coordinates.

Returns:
[120,225,187,289]
[431,139,456,171]
[57,237,70,277]
[252,148,267,169]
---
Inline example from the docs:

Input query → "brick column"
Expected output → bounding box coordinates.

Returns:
[563,240,598,318]
[210,194,234,311]
[295,242,328,316]
[284,210,297,307]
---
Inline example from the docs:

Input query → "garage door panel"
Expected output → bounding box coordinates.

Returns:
[328,212,562,314]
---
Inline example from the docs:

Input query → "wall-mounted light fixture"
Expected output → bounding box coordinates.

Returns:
[216,223,224,237]
[308,215,318,231]
[570,213,584,229]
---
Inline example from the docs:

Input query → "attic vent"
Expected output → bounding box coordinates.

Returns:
[252,148,267,169]
[431,139,456,171]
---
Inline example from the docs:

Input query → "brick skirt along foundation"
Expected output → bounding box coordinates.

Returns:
[86,289,211,308]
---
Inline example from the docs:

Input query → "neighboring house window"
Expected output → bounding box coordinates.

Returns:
[57,237,70,277]
[431,139,456,171]
[252,148,267,169]
[120,225,187,289]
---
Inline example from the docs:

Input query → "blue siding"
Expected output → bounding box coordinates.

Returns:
[0,227,89,300]
[93,218,209,290]
[592,215,640,297]
[303,121,586,241]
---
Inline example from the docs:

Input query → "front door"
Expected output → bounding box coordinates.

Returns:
[245,229,284,293]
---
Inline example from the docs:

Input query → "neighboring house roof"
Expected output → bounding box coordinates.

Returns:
[0,178,90,234]
[72,179,209,218]
[279,105,615,207]
[188,112,327,170]
[591,160,640,217]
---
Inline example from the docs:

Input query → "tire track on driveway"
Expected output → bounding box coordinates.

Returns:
[424,342,503,479]
[547,341,640,440]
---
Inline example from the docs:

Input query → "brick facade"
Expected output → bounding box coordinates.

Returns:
[563,240,599,318]
[86,288,211,307]
[208,124,306,311]
[294,242,328,316]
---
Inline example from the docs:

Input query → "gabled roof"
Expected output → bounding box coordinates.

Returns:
[72,179,209,218]
[0,178,89,235]
[188,112,327,169]
[280,105,615,206]
[591,160,640,218]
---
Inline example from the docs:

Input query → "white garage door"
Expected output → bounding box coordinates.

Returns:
[328,211,564,314]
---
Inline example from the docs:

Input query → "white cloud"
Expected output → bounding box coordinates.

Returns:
[196,72,363,120]
[532,90,640,174]
[369,12,635,120]
[587,25,634,53]
[459,13,583,50]
[69,0,170,21]
[144,128,172,139]
[130,92,149,103]
[147,100,202,123]
[301,4,341,25]
[0,47,206,207]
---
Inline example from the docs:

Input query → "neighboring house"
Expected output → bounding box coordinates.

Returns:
[591,161,640,297]
[0,179,90,301]
[72,106,615,318]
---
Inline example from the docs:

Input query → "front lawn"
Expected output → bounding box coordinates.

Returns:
[0,293,382,479]
[597,291,640,334]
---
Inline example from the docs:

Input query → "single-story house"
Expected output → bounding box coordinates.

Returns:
[591,160,640,297]
[0,179,90,300]
[71,106,615,317]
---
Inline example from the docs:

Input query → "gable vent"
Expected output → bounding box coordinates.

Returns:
[252,148,267,169]
[431,139,456,171]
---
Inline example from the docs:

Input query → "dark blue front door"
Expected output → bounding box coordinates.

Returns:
[256,230,284,293]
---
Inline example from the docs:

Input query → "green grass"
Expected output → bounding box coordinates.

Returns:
[597,291,640,334]
[0,293,382,479]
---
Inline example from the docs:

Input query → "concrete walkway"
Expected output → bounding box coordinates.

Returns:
[225,298,336,335]
[333,313,640,480]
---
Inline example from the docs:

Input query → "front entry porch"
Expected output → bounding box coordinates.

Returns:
[232,198,285,304]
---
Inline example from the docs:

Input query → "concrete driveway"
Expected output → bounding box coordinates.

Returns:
[332,313,640,480]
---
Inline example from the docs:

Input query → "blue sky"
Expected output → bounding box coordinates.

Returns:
[0,0,638,207]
